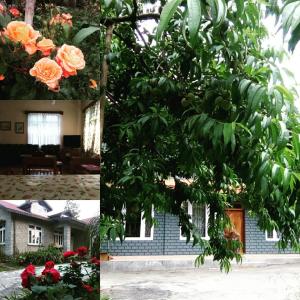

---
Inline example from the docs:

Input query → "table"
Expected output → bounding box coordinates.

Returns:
[0,175,100,200]
[80,164,100,174]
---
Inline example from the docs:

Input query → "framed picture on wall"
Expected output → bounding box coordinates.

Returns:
[15,122,24,134]
[0,121,11,131]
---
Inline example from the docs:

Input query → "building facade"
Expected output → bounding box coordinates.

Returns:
[102,207,293,255]
[0,200,89,256]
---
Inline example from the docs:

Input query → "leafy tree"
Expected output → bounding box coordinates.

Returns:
[100,0,300,270]
[64,200,80,218]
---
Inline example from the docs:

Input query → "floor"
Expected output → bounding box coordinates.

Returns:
[0,175,100,200]
[101,263,300,300]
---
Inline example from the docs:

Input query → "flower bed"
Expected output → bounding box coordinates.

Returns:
[10,246,100,300]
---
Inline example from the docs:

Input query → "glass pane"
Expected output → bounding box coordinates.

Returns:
[192,203,206,237]
[145,219,152,237]
[29,231,32,243]
[125,206,141,237]
[267,230,274,239]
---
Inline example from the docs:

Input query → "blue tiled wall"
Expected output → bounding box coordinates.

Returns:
[101,211,293,255]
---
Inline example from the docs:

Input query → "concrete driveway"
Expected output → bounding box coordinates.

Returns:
[101,263,300,300]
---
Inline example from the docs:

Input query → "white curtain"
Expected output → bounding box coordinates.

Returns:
[28,113,62,146]
[83,101,100,155]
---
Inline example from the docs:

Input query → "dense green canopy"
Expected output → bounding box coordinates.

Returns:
[100,0,300,270]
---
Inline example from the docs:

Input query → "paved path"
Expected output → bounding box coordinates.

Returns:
[101,263,300,300]
[0,264,69,297]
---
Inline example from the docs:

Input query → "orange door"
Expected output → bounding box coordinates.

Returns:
[225,209,245,253]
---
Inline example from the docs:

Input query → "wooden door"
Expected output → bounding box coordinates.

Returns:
[225,209,245,253]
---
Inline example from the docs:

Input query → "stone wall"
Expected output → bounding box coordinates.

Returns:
[102,211,294,255]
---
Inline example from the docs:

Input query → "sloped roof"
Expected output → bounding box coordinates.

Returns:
[18,200,53,212]
[0,200,49,221]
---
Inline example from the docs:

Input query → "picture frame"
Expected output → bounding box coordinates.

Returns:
[15,122,24,134]
[0,121,11,131]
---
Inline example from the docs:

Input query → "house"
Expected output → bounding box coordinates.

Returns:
[101,203,293,255]
[0,200,90,256]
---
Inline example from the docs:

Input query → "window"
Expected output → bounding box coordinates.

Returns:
[265,229,280,241]
[0,222,5,245]
[28,113,62,147]
[124,206,154,240]
[83,101,100,155]
[54,232,63,247]
[180,202,209,240]
[28,225,42,245]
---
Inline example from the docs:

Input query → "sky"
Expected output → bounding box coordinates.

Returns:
[4,200,100,220]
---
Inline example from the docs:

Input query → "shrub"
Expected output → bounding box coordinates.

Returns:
[8,246,100,300]
[16,246,63,266]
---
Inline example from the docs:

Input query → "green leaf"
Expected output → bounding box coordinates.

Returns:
[223,123,233,146]
[156,0,182,40]
[235,0,244,17]
[73,26,100,45]
[31,286,48,294]
[208,0,227,26]
[63,296,74,300]
[187,0,201,45]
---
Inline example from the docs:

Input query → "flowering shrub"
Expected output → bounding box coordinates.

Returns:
[0,3,100,99]
[15,246,100,300]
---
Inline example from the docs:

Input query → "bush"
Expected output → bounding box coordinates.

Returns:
[7,246,100,300]
[16,246,63,266]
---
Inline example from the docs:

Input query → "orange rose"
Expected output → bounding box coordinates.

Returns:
[50,13,72,26]
[4,21,40,54]
[37,38,55,56]
[56,44,85,78]
[89,79,97,89]
[29,57,63,91]
[0,74,5,81]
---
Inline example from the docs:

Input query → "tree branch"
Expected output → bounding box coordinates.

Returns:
[25,0,36,25]
[100,24,114,161]
[101,13,160,25]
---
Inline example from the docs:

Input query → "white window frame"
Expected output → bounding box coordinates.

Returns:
[54,232,63,247]
[180,202,209,240]
[123,206,154,241]
[0,224,5,245]
[28,225,42,246]
[265,229,280,241]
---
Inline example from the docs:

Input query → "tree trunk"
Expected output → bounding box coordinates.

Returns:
[25,0,36,25]
[100,24,114,162]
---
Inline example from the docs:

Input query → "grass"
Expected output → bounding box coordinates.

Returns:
[0,262,22,272]
[100,295,111,300]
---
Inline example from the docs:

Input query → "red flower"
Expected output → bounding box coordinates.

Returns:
[9,7,20,17]
[91,257,101,266]
[77,246,88,257]
[83,284,94,293]
[44,261,55,269]
[20,264,35,289]
[0,4,5,13]
[63,250,77,258]
[42,268,61,283]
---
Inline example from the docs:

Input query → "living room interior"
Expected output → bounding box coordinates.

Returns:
[0,100,100,175]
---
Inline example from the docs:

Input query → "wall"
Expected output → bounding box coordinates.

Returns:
[0,208,14,256]
[0,100,83,144]
[102,211,295,255]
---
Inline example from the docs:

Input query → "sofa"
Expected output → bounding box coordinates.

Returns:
[0,144,60,166]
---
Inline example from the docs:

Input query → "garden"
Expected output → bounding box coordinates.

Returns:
[3,246,100,300]
[0,0,100,99]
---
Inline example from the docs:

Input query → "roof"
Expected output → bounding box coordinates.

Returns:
[0,201,87,226]
[18,200,53,212]
[0,201,49,221]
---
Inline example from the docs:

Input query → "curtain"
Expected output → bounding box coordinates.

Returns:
[28,113,61,146]
[83,101,100,155]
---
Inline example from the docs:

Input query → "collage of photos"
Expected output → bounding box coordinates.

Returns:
[2,0,300,300]
[0,1,100,299]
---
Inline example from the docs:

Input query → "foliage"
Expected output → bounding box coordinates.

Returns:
[0,1,100,99]
[16,246,63,266]
[6,246,100,300]
[101,0,300,271]
[88,216,101,257]
[64,200,80,218]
